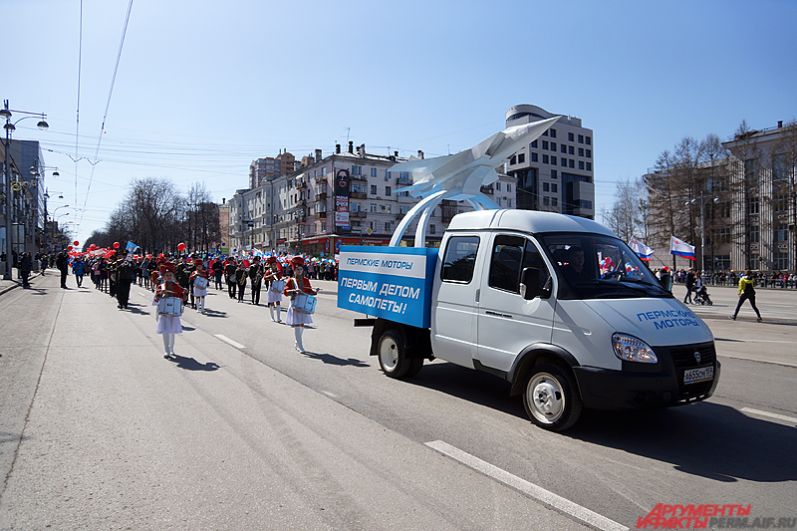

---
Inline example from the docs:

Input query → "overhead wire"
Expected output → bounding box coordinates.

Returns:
[78,0,134,232]
[74,0,83,207]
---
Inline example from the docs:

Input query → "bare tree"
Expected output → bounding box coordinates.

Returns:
[603,178,646,243]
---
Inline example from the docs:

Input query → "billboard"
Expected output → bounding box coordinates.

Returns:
[337,245,439,328]
[334,169,351,232]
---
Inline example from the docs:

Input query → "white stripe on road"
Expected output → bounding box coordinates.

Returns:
[741,407,797,425]
[425,440,628,531]
[214,334,246,350]
[321,390,338,398]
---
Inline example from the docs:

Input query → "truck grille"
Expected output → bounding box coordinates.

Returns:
[670,344,716,369]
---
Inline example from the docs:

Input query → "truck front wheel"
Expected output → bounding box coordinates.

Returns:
[522,362,582,432]
[377,329,418,379]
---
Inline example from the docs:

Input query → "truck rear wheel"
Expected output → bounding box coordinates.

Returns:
[522,362,582,432]
[377,329,418,379]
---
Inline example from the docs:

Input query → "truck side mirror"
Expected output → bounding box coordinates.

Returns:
[520,267,541,300]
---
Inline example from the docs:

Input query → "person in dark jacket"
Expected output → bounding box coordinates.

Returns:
[224,259,238,299]
[683,269,695,304]
[55,250,69,288]
[19,252,33,288]
[115,258,135,309]
[212,259,224,290]
[249,256,263,305]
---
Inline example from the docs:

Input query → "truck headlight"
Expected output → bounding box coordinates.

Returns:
[612,333,658,364]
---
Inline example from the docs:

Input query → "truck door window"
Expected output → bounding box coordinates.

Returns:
[523,239,552,294]
[488,235,524,292]
[441,236,480,283]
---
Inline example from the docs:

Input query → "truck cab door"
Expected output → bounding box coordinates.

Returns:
[431,234,482,369]
[476,234,556,373]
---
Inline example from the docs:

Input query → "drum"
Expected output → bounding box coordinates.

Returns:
[157,297,183,316]
[270,279,286,293]
[293,293,317,314]
[194,276,209,290]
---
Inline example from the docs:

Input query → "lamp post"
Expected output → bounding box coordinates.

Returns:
[2,99,49,280]
[688,190,720,273]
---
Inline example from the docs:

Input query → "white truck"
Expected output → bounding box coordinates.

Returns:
[338,209,720,431]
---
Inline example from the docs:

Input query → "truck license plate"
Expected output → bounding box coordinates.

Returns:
[683,366,714,385]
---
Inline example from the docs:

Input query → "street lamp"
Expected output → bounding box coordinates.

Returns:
[687,191,720,273]
[2,99,49,280]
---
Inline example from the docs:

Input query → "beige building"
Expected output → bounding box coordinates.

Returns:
[644,121,796,273]
[723,122,796,272]
[228,141,516,254]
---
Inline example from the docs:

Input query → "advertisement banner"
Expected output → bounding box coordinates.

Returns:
[334,169,351,232]
[337,246,439,328]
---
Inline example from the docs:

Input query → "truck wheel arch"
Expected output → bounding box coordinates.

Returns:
[370,318,432,359]
[509,344,581,397]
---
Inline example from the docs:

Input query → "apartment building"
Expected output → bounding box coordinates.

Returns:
[227,141,515,254]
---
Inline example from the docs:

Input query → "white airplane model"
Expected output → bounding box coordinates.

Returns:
[389,115,560,247]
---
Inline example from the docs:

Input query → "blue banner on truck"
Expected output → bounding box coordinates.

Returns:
[337,246,439,328]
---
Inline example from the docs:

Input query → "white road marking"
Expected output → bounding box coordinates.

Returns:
[321,390,338,398]
[425,440,628,531]
[214,334,246,350]
[139,291,150,297]
[741,407,797,425]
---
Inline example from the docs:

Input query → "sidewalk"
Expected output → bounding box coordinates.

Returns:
[0,269,44,296]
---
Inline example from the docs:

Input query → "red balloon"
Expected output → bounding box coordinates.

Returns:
[113,242,120,249]
[67,245,73,251]
[177,242,187,252]
[73,240,80,246]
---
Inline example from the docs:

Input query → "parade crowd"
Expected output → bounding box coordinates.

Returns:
[47,242,338,358]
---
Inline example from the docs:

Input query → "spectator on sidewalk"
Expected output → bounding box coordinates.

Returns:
[19,252,33,289]
[55,250,69,289]
[731,270,763,322]
[683,268,695,304]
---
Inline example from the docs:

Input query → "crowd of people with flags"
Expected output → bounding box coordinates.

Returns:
[58,239,335,357]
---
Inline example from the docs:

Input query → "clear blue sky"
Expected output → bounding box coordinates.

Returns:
[6,0,796,243]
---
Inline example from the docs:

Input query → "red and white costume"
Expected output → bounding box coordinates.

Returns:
[284,276,315,327]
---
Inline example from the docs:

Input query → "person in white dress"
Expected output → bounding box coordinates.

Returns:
[264,257,284,323]
[190,260,209,314]
[283,256,320,353]
[153,263,187,358]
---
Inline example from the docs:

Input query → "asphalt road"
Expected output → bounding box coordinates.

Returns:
[1,274,795,530]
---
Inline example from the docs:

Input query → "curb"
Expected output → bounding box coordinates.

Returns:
[0,272,44,297]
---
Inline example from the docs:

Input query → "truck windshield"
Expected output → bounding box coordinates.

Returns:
[539,233,671,300]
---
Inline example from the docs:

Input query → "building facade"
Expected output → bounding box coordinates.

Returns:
[248,151,296,189]
[504,104,595,219]
[227,142,515,255]
[1,140,47,256]
[643,121,796,273]
[723,122,797,272]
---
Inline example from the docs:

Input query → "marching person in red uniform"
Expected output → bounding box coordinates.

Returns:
[283,256,320,353]
[190,259,209,314]
[154,263,187,358]
[264,256,284,323]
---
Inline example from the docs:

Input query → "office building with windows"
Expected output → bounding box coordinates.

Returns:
[723,122,796,272]
[504,104,595,219]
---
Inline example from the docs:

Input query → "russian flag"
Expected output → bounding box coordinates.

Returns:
[670,236,696,260]
[629,238,654,261]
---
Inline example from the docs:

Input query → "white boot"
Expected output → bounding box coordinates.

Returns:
[276,305,282,323]
[268,305,276,322]
[294,326,305,353]
[162,334,171,357]
[167,334,176,355]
